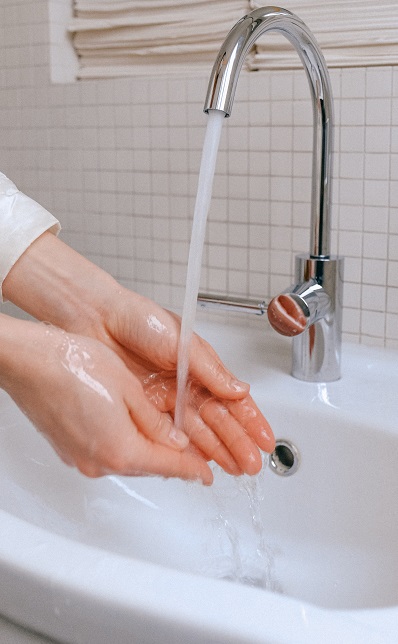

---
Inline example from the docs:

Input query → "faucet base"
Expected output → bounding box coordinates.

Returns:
[291,255,344,382]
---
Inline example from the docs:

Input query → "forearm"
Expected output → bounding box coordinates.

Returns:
[0,313,37,392]
[0,172,60,301]
[2,232,121,334]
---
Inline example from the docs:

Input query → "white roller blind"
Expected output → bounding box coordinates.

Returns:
[69,1,250,79]
[249,0,398,69]
[69,1,398,79]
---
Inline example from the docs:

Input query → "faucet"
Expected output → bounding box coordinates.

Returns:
[199,5,344,382]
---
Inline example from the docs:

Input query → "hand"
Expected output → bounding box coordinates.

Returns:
[3,232,275,478]
[0,316,214,482]
[88,289,275,476]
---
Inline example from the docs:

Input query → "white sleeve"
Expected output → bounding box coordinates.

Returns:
[0,172,61,301]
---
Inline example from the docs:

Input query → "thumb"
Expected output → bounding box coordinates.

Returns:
[126,380,189,450]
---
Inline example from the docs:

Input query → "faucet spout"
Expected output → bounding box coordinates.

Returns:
[201,6,344,382]
[204,5,333,259]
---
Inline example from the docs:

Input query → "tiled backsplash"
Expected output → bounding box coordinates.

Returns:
[1,0,397,348]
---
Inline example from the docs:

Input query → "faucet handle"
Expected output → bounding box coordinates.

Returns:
[267,278,331,337]
[267,293,310,336]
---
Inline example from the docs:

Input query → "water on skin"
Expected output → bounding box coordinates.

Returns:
[62,340,113,403]
[44,326,113,404]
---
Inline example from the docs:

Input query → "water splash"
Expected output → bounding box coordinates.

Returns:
[237,455,278,591]
[202,456,279,592]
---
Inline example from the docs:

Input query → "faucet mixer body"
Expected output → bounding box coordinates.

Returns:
[200,6,343,382]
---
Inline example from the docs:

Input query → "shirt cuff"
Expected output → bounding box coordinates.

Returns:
[0,172,61,301]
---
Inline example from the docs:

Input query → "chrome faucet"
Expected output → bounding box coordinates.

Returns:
[199,5,344,382]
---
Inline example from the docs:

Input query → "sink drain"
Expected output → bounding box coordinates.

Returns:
[269,440,300,476]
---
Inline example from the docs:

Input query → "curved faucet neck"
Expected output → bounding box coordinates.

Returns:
[203,6,333,259]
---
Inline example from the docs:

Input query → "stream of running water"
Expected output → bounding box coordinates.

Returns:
[174,109,225,431]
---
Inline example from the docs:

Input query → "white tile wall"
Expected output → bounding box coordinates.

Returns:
[1,0,397,348]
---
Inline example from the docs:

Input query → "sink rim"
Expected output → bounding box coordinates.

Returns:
[0,506,392,644]
[0,315,397,643]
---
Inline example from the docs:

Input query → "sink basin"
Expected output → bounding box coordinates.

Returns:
[0,314,397,643]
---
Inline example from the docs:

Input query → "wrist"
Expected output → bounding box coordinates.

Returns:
[2,232,121,335]
[0,314,37,391]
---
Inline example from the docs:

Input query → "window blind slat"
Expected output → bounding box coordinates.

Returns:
[70,0,250,78]
[70,1,398,79]
[249,0,398,69]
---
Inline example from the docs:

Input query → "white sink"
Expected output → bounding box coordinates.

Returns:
[0,314,397,643]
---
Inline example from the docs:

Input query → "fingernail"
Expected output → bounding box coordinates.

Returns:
[199,470,214,486]
[260,427,276,450]
[243,450,263,475]
[230,379,249,393]
[168,426,189,448]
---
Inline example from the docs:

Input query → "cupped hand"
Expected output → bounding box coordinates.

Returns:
[72,287,276,476]
[0,318,213,483]
[2,232,275,479]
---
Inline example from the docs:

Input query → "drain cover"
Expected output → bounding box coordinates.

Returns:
[269,440,300,476]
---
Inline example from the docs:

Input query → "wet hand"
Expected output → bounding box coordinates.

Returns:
[0,317,213,483]
[142,372,274,476]
[2,232,275,478]
[86,288,276,476]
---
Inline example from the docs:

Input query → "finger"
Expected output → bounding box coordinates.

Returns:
[142,375,245,476]
[77,432,214,484]
[143,445,214,484]
[116,433,214,484]
[189,334,250,400]
[141,371,176,410]
[125,380,189,451]
[197,396,264,475]
[181,404,243,476]
[140,373,243,475]
[225,395,275,453]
